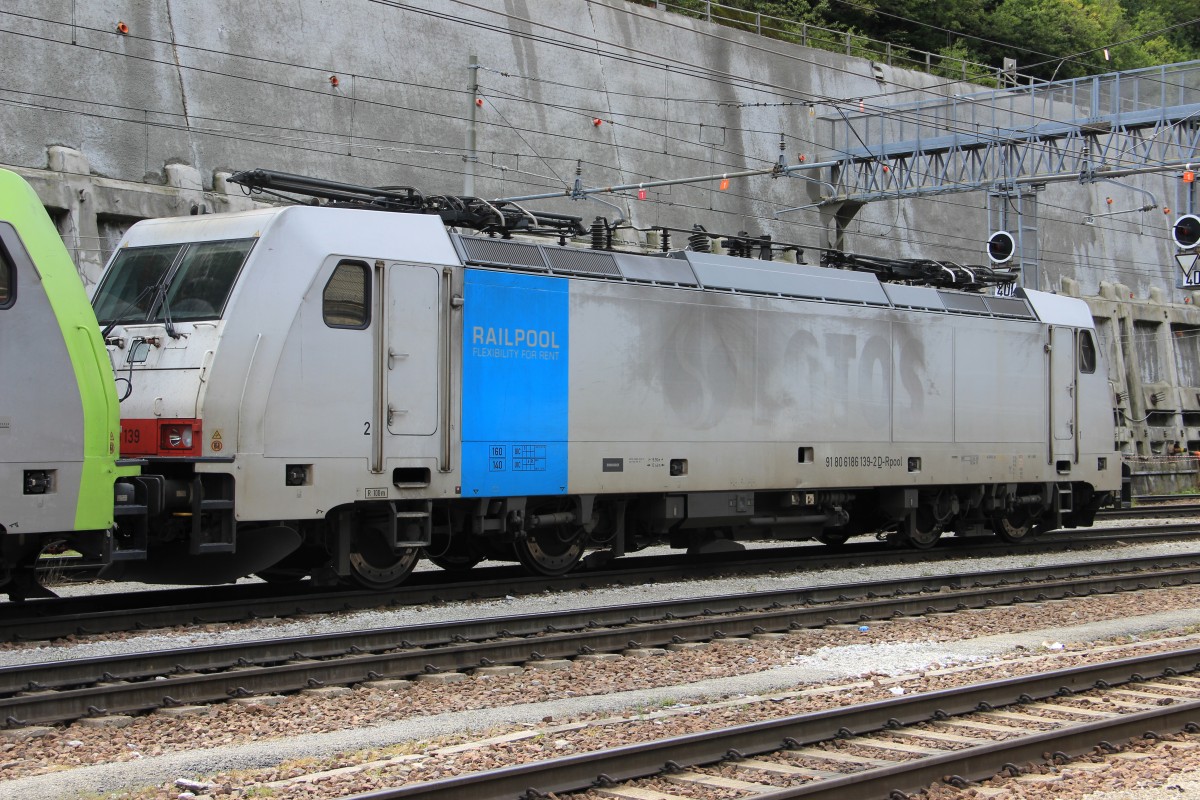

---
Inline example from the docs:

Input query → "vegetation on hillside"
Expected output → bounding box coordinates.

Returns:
[641,0,1199,81]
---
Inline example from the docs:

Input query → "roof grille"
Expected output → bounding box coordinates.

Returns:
[544,247,621,277]
[458,237,547,270]
[938,291,989,314]
[984,295,1035,319]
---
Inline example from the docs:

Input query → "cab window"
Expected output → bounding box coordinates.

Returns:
[1079,330,1097,374]
[92,244,177,324]
[323,261,370,329]
[160,239,254,321]
[93,238,254,325]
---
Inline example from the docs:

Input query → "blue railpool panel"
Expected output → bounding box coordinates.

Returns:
[461,269,569,497]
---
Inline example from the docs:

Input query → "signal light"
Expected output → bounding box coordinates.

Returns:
[637,188,647,200]
[116,21,128,35]
[592,118,603,127]
[1173,214,1200,250]
[987,230,1016,264]
[475,98,483,107]
[1185,170,1196,183]
[329,75,340,87]
[719,177,730,191]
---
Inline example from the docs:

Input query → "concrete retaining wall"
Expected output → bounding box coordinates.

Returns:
[3,0,1197,464]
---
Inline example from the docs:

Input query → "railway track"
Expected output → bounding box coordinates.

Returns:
[1134,494,1200,505]
[357,646,1200,800]
[8,522,1200,643]
[2,552,1198,730]
[1098,500,1200,518]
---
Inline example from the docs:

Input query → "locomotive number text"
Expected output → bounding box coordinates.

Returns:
[122,429,141,445]
[825,455,902,469]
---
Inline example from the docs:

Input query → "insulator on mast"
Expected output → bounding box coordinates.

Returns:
[723,231,751,258]
[758,234,773,261]
[591,217,607,250]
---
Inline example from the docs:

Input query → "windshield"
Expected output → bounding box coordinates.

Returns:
[93,238,255,325]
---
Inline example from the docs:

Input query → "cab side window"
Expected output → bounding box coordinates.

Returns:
[1079,330,1097,374]
[0,237,14,309]
[323,260,370,329]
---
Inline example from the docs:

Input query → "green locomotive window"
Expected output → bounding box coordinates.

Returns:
[93,238,254,326]
[1079,330,1097,374]
[0,239,12,309]
[323,261,370,329]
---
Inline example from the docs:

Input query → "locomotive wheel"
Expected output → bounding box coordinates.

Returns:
[905,507,942,549]
[905,527,941,549]
[513,526,586,576]
[905,491,956,549]
[992,509,1036,542]
[348,528,421,589]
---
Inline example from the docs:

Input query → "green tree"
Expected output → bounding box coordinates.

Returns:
[1115,8,1193,68]
[1123,0,1200,50]
[825,0,987,55]
[988,0,1125,79]
[641,0,1200,79]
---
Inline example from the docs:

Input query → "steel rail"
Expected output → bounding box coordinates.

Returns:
[2,554,1198,728]
[1136,494,1200,504]
[1097,502,1200,519]
[342,647,1200,800]
[9,523,1200,643]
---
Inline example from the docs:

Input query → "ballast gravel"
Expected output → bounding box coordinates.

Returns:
[6,534,1198,665]
[3,535,1200,799]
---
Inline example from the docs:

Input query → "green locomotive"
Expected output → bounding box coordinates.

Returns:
[0,168,133,599]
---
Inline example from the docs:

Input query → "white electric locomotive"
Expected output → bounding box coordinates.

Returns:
[93,170,1121,588]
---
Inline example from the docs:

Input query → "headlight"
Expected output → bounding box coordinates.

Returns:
[160,423,195,450]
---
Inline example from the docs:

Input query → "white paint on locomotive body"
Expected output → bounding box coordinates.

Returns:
[106,207,462,521]
[563,277,1101,494]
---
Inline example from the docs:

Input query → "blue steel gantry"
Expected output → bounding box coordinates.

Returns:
[814,62,1200,289]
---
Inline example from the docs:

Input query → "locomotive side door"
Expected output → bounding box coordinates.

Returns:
[1049,325,1077,463]
[384,262,440,437]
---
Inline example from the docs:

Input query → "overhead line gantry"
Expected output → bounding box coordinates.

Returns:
[814,62,1200,289]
